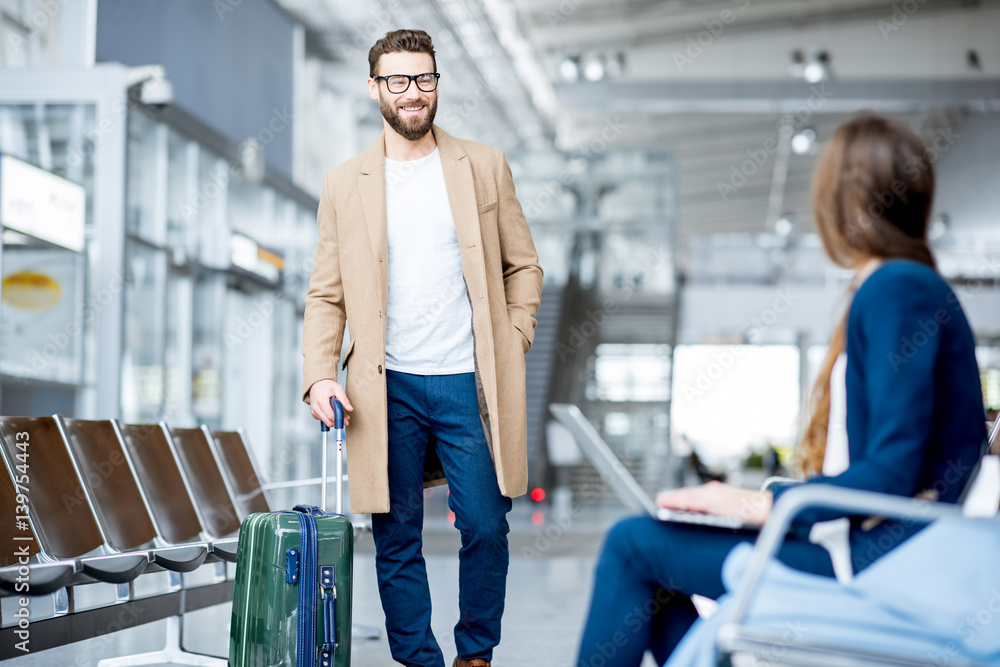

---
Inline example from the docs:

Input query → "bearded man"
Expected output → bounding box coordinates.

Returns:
[301,28,543,667]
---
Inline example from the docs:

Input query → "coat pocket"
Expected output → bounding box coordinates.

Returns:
[510,320,530,354]
[340,338,356,370]
[477,200,498,214]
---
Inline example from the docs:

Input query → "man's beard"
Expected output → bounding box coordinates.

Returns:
[379,94,437,141]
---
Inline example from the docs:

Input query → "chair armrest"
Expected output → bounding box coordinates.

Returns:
[79,552,150,584]
[209,539,239,563]
[760,476,798,492]
[0,561,80,596]
[148,545,209,573]
[719,485,967,631]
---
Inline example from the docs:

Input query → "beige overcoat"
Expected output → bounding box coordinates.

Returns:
[301,125,543,514]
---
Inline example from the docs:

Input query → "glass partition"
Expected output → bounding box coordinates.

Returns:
[0,102,96,417]
[1,96,320,489]
[118,107,321,498]
[192,270,225,426]
[167,128,199,259]
[121,241,168,422]
[126,110,166,245]
[164,267,193,424]
[228,169,270,246]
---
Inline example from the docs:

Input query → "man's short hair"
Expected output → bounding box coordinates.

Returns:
[368,29,437,78]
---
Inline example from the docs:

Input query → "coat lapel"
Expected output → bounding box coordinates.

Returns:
[434,126,498,431]
[358,132,388,307]
[435,126,486,293]
[355,126,487,320]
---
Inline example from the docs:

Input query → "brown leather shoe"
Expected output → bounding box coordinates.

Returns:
[452,658,491,667]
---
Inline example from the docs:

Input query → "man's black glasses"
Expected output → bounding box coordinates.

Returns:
[374,73,441,94]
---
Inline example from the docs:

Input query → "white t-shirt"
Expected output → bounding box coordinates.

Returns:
[383,148,475,375]
[824,354,849,476]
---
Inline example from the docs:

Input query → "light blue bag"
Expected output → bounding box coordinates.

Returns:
[667,519,1000,667]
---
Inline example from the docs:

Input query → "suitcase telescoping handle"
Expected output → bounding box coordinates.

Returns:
[319,397,345,514]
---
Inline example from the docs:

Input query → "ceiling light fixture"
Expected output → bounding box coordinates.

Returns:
[791,128,816,155]
[775,214,794,237]
[802,51,831,83]
[582,54,605,82]
[559,55,580,82]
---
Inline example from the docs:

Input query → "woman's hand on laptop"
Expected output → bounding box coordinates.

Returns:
[656,481,773,526]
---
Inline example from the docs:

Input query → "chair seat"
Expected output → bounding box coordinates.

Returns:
[0,561,79,597]
[149,545,209,572]
[79,553,149,583]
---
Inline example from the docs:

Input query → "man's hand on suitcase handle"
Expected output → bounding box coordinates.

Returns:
[309,379,353,428]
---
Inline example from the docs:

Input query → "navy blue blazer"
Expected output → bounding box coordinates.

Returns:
[773,260,986,565]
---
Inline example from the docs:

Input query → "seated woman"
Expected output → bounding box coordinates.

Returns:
[576,115,988,667]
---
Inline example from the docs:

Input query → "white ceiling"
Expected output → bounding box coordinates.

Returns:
[275,0,1000,255]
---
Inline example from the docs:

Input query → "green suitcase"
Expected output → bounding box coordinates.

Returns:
[230,399,353,667]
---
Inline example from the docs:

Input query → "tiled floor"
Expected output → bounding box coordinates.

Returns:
[5,506,660,667]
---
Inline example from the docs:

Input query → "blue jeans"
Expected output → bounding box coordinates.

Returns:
[372,370,513,667]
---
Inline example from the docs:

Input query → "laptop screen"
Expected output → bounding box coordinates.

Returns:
[549,404,659,517]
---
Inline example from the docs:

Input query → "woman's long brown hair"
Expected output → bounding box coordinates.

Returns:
[798,115,938,477]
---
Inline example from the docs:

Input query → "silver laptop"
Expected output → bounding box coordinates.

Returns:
[550,404,753,531]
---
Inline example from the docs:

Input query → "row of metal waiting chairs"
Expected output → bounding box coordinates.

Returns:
[0,415,275,663]
[0,417,270,593]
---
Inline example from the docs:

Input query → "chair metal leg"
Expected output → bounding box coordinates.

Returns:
[97,615,227,667]
[53,587,70,616]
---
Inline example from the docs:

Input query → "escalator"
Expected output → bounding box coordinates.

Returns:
[524,284,565,491]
